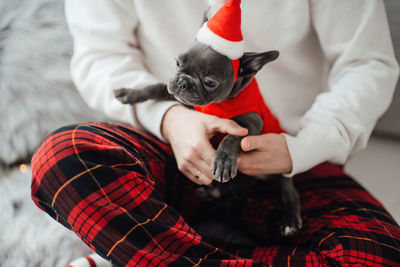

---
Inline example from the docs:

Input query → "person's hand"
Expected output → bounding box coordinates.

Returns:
[237,133,293,176]
[161,105,248,185]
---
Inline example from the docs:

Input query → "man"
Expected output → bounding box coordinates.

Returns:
[31,1,400,266]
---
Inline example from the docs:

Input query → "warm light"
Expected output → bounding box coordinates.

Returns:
[19,164,28,173]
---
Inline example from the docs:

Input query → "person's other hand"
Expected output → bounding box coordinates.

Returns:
[161,105,248,185]
[237,133,293,176]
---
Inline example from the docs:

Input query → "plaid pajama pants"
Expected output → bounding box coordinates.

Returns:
[31,122,400,266]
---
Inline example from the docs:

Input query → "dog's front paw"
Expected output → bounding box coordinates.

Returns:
[114,88,148,104]
[280,214,302,237]
[211,151,238,183]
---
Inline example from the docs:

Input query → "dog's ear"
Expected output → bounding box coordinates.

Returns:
[202,8,210,24]
[238,50,279,77]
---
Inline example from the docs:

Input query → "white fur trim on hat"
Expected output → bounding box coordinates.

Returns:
[196,23,244,59]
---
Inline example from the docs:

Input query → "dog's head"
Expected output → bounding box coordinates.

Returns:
[167,42,279,106]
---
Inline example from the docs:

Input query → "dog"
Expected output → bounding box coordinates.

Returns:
[114,41,302,237]
[114,4,302,236]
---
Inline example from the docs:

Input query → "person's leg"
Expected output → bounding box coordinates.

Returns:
[217,163,400,266]
[31,122,264,267]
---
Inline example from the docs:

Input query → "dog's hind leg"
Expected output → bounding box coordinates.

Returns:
[280,177,302,236]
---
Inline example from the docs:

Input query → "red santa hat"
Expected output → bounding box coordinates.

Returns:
[196,0,244,60]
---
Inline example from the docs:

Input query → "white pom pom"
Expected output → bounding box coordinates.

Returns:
[208,0,228,8]
[207,0,228,18]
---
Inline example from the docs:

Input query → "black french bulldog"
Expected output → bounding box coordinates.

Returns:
[114,34,302,237]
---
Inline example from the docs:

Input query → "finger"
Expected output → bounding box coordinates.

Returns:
[191,157,214,180]
[209,117,248,137]
[187,149,214,184]
[237,151,266,175]
[180,166,203,185]
[196,140,216,166]
[195,141,222,184]
[185,164,213,185]
[180,154,213,185]
[197,171,213,185]
[241,135,267,152]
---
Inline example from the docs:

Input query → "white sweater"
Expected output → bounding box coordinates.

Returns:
[65,0,399,177]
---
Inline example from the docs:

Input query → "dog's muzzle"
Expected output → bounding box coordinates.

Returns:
[177,77,194,92]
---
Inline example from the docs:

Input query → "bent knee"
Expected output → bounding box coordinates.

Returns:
[31,123,109,203]
[30,122,145,203]
[31,122,120,172]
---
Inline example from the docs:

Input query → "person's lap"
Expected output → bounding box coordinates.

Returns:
[31,122,400,266]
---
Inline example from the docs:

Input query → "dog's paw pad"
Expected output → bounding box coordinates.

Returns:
[114,88,147,104]
[280,215,302,237]
[114,88,126,96]
[211,153,237,183]
[114,88,130,103]
[282,226,297,237]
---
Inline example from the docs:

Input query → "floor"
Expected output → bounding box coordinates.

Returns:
[345,135,400,224]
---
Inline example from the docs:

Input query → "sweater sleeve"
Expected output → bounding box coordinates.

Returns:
[65,0,177,140]
[283,0,399,177]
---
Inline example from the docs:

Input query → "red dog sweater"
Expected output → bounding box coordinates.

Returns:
[194,78,283,134]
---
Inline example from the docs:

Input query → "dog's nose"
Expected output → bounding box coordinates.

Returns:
[177,77,191,91]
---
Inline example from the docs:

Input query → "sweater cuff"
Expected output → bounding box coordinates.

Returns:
[282,124,346,177]
[134,100,178,141]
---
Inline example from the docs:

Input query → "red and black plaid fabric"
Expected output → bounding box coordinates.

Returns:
[31,122,400,267]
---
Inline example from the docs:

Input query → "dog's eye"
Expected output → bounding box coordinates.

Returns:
[204,79,216,88]
[175,58,180,67]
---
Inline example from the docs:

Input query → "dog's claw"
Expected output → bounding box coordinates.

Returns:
[215,164,223,182]
[297,218,303,230]
[230,163,237,179]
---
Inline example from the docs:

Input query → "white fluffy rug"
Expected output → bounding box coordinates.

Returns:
[0,167,91,267]
[0,0,106,166]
